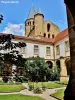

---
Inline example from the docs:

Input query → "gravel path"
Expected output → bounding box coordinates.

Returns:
[0,83,66,100]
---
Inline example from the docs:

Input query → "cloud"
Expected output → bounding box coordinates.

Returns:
[2,23,24,36]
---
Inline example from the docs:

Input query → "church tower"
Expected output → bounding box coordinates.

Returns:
[34,7,44,36]
[25,5,60,38]
[25,5,35,36]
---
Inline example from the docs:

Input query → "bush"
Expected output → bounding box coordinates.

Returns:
[29,85,33,91]
[33,88,42,94]
[14,76,28,83]
[48,66,60,81]
[42,86,46,91]
[2,76,8,83]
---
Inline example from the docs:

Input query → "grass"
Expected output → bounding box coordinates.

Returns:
[0,84,25,92]
[0,94,44,100]
[51,89,65,100]
[28,81,67,89]
[0,80,25,92]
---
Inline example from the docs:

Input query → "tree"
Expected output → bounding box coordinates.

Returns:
[0,14,3,23]
[0,34,26,81]
[25,56,49,82]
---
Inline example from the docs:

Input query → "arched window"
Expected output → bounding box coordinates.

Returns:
[47,23,50,32]
[28,22,29,25]
[52,34,55,38]
[33,21,34,25]
[44,33,46,37]
[30,21,31,25]
[48,34,50,38]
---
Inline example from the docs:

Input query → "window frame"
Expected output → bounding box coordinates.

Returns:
[65,41,70,52]
[34,45,39,55]
[56,45,60,55]
[20,47,26,54]
[46,46,51,56]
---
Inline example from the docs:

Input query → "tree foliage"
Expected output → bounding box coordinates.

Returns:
[0,34,26,77]
[25,56,50,82]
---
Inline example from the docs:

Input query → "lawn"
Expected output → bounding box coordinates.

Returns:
[0,94,44,100]
[51,89,65,100]
[0,84,25,92]
[28,81,67,89]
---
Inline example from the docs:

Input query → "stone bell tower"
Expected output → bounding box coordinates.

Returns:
[25,5,35,36]
[34,7,44,36]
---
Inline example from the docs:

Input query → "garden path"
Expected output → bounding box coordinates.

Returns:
[20,83,66,100]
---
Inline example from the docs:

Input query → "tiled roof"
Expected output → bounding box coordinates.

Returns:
[0,28,68,44]
[14,35,54,44]
[54,28,68,43]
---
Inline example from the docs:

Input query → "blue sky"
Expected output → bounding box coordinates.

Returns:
[0,0,68,35]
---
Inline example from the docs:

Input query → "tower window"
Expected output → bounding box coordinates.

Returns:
[47,23,50,32]
[52,34,55,38]
[30,21,31,25]
[28,22,29,25]
[48,34,50,38]
[33,21,34,25]
[44,33,46,37]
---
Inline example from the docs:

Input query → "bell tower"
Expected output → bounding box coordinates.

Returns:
[34,7,44,36]
[25,5,35,36]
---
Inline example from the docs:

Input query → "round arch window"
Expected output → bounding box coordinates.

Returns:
[33,21,34,25]
[47,23,50,32]
[52,34,55,38]
[48,34,50,38]
[44,33,46,37]
[28,22,29,25]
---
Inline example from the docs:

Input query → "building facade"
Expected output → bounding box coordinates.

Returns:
[13,28,70,81]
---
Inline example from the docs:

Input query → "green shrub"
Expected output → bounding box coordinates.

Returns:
[14,76,28,83]
[29,85,33,91]
[33,88,42,94]
[2,76,8,83]
[42,86,46,91]
[49,66,60,81]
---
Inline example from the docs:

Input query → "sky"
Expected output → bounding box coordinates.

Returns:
[0,0,68,36]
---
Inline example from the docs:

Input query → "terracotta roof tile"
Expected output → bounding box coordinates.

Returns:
[54,28,68,43]
[14,35,54,44]
[0,28,68,44]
